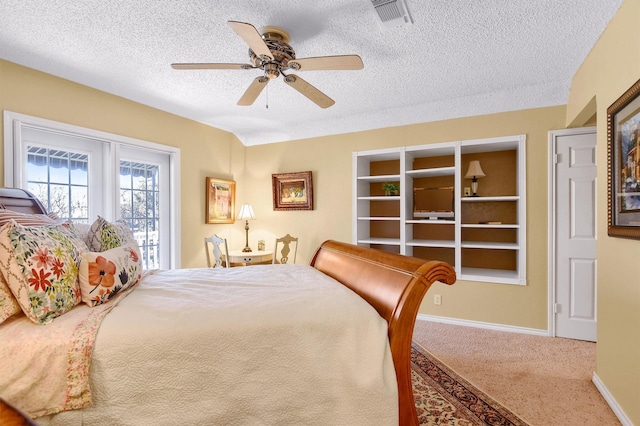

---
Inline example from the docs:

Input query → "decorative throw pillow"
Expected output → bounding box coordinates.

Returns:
[0,209,61,227]
[85,216,136,252]
[0,221,88,324]
[0,210,63,323]
[72,222,91,241]
[78,242,143,307]
[0,274,21,324]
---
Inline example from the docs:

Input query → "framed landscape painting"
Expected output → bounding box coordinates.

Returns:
[608,78,640,239]
[272,171,314,211]
[206,177,235,224]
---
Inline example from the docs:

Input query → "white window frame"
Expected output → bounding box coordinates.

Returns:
[3,110,181,268]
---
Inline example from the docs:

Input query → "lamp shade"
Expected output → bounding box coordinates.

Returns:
[464,160,486,179]
[237,204,256,220]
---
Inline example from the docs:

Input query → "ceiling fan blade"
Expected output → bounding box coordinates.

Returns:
[283,74,335,109]
[171,63,255,70]
[238,77,269,106]
[287,55,364,71]
[228,21,273,61]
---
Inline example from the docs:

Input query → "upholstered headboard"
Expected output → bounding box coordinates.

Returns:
[0,188,47,215]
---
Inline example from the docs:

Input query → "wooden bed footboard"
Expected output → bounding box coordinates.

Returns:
[310,240,456,426]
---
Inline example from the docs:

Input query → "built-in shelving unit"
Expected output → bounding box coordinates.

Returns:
[353,135,526,285]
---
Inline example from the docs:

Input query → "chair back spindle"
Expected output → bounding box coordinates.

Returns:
[204,234,229,268]
[273,234,298,264]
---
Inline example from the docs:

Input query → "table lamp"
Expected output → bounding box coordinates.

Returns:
[238,204,256,252]
[464,160,486,197]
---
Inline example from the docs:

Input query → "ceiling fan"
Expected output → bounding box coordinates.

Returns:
[171,21,364,109]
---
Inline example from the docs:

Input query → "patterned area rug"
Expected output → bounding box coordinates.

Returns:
[412,342,530,425]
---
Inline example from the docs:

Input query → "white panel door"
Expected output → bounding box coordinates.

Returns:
[554,130,597,342]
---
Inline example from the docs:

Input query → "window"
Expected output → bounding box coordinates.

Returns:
[4,111,181,269]
[27,146,90,222]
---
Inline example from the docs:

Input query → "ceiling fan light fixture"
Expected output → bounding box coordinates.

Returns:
[264,63,280,79]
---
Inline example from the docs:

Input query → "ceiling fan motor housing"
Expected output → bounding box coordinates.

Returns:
[249,27,296,78]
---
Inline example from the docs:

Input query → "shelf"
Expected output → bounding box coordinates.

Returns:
[408,239,455,248]
[353,135,526,286]
[357,216,401,221]
[461,196,519,202]
[459,267,524,285]
[462,223,519,229]
[406,166,455,178]
[357,237,401,245]
[357,174,401,183]
[461,241,519,250]
[407,219,455,225]
[357,195,400,201]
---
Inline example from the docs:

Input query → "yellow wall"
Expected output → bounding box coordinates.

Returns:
[566,0,640,422]
[0,59,246,268]
[245,107,565,331]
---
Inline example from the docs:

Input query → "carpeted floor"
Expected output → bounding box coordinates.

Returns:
[412,320,620,425]
[412,342,529,425]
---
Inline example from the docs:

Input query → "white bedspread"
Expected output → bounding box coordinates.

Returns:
[36,264,398,425]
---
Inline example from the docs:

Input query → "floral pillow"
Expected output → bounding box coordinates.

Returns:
[78,242,143,307]
[0,221,88,324]
[0,210,64,323]
[85,216,136,252]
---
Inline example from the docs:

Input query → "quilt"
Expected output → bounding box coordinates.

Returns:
[3,264,398,425]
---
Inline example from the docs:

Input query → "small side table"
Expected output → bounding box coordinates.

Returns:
[226,250,273,266]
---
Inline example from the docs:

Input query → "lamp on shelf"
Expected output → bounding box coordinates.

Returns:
[237,204,256,252]
[464,160,486,197]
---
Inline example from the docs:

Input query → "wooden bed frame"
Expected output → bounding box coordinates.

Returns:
[0,188,456,425]
[311,241,456,425]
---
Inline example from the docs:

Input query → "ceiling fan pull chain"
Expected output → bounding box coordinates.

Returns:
[266,84,269,109]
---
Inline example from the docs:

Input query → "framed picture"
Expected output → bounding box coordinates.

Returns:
[205,177,236,224]
[272,171,314,211]
[608,78,640,239]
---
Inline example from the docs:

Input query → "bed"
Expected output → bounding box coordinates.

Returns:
[0,188,456,425]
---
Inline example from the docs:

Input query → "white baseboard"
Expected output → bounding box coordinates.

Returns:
[417,314,550,336]
[592,372,633,426]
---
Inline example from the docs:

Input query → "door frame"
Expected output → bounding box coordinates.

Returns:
[547,126,597,337]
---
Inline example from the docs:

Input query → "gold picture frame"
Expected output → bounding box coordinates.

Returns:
[272,171,314,211]
[205,177,236,224]
[608,78,640,239]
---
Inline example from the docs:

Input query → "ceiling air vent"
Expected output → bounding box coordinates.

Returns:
[370,0,413,30]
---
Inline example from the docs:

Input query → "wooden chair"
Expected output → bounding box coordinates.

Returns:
[273,234,298,264]
[204,234,229,268]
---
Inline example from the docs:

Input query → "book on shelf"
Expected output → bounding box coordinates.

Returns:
[479,221,502,225]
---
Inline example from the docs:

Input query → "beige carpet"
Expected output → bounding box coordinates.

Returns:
[412,320,620,425]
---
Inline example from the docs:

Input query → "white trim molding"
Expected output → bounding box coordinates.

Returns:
[417,314,549,336]
[592,373,633,426]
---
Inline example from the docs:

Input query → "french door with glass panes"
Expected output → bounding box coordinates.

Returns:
[5,113,178,269]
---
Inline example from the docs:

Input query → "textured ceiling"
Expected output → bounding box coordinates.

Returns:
[0,1,624,146]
